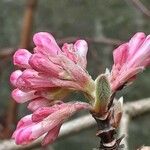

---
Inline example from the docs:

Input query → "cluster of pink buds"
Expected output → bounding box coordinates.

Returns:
[110,32,150,92]
[10,32,150,146]
[10,32,94,145]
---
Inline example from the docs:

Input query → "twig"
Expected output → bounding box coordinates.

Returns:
[4,0,38,139]
[131,0,150,17]
[124,98,150,117]
[58,36,123,46]
[138,146,150,150]
[19,0,38,48]
[119,113,130,150]
[0,98,150,150]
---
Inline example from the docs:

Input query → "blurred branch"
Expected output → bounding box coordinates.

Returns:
[0,98,150,150]
[0,36,123,59]
[58,36,123,46]
[119,113,130,150]
[124,98,150,117]
[138,146,150,150]
[19,0,38,48]
[1,0,38,139]
[131,0,150,17]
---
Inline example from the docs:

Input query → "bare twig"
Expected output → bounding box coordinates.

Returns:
[58,36,122,46]
[138,146,150,150]
[124,98,150,117]
[3,0,38,139]
[119,113,130,150]
[0,98,149,149]
[131,0,150,17]
[19,0,38,48]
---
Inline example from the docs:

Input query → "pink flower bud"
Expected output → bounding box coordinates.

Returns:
[10,70,22,87]
[32,107,56,122]
[42,125,61,146]
[74,40,88,57]
[110,32,150,92]
[13,102,90,145]
[12,89,37,103]
[27,98,51,112]
[62,43,76,62]
[13,49,32,68]
[16,69,56,91]
[62,40,88,69]
[33,32,61,56]
[29,53,64,77]
[16,115,33,129]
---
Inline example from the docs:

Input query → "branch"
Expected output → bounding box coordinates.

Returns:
[119,113,130,150]
[58,36,123,46]
[3,0,38,139]
[0,98,150,150]
[19,0,38,48]
[131,0,150,17]
[124,98,150,117]
[138,146,150,150]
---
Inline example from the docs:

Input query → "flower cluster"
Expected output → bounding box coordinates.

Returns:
[10,32,150,146]
[10,32,93,145]
[110,32,150,92]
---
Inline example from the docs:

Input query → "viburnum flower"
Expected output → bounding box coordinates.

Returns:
[12,102,90,145]
[10,32,95,145]
[110,32,150,92]
[10,31,150,148]
[10,32,95,104]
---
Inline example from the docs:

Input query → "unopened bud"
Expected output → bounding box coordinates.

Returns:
[93,74,111,116]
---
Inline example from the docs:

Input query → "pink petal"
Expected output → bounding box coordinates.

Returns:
[29,53,63,77]
[16,115,33,129]
[16,69,57,91]
[74,40,88,68]
[27,98,50,112]
[59,55,91,89]
[62,43,77,62]
[74,40,88,58]
[128,32,146,59]
[12,89,37,103]
[32,107,57,122]
[33,32,61,56]
[42,125,61,146]
[128,35,150,68]
[13,49,32,68]
[30,102,90,140]
[113,43,128,65]
[10,70,22,87]
[16,69,82,91]
[14,126,33,145]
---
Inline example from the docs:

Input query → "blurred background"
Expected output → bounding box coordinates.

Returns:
[0,0,150,149]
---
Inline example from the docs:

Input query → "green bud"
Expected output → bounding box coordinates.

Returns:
[93,74,111,116]
[110,97,123,128]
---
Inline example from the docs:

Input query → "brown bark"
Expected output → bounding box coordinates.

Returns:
[2,0,38,139]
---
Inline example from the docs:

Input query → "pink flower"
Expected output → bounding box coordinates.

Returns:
[13,49,32,69]
[110,32,150,92]
[12,102,90,145]
[10,32,94,104]
[10,32,94,146]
